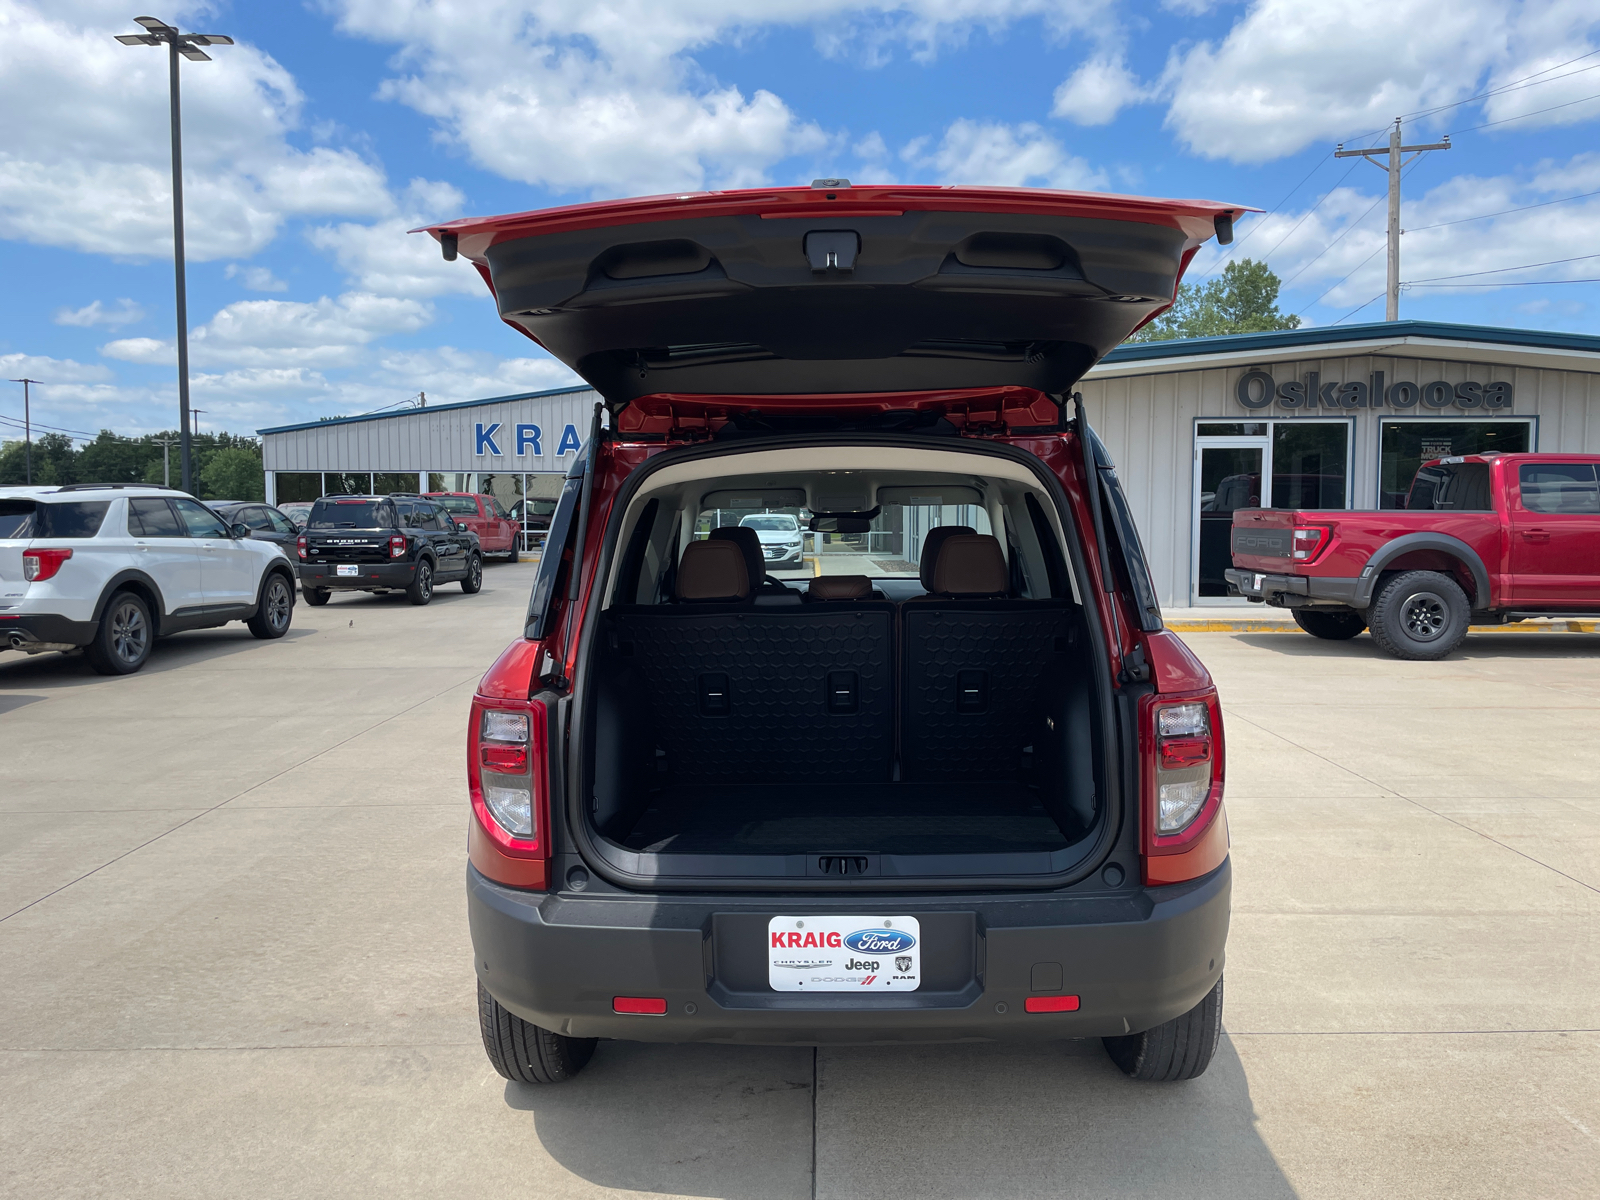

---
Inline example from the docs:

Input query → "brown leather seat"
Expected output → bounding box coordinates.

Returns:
[674,539,750,602]
[917,525,974,590]
[806,574,872,601]
[927,534,1009,597]
[709,526,766,587]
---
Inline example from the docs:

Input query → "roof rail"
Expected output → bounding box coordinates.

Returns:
[55,482,182,492]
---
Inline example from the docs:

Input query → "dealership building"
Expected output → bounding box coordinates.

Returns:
[259,319,1600,607]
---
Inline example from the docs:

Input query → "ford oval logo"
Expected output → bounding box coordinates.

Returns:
[843,929,915,953]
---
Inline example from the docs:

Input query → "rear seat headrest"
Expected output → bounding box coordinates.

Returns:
[675,539,750,601]
[918,525,975,590]
[930,534,1009,597]
[709,526,765,587]
[806,574,871,601]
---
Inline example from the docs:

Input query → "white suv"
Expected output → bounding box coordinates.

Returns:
[0,484,297,675]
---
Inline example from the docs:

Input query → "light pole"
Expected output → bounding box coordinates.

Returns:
[116,16,233,495]
[8,377,39,484]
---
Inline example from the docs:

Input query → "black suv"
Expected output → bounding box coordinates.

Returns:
[296,494,483,606]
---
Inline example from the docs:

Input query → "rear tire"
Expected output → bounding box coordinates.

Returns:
[504,547,520,564]
[1103,976,1223,1082]
[303,587,331,607]
[85,591,153,676]
[247,574,294,639]
[477,980,596,1084]
[406,559,434,606]
[461,553,483,594]
[1291,607,1366,640]
[1368,570,1470,660]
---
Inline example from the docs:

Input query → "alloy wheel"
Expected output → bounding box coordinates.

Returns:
[265,578,291,632]
[111,600,149,664]
[1401,591,1448,641]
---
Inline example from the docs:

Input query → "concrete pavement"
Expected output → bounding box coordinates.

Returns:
[3,570,1598,1198]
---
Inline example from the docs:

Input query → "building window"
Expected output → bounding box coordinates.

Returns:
[372,472,418,495]
[428,472,475,493]
[274,472,323,503]
[1378,420,1533,508]
[325,472,372,496]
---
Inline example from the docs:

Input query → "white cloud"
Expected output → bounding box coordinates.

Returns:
[307,179,484,300]
[102,292,435,370]
[225,265,290,293]
[0,1,393,260]
[1160,0,1600,162]
[904,119,1106,189]
[0,351,114,383]
[53,298,145,327]
[1052,53,1152,126]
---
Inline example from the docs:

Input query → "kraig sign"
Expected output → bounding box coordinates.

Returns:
[1235,370,1514,412]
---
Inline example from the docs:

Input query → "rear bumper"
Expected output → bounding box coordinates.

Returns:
[298,561,417,589]
[1225,568,1361,608]
[0,612,97,650]
[468,859,1231,1044]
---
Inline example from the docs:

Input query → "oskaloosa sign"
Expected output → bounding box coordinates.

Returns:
[1235,370,1514,412]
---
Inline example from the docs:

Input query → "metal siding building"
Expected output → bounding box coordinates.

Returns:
[258,322,1600,607]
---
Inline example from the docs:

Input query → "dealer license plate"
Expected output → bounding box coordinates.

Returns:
[336,564,359,577]
[767,915,920,992]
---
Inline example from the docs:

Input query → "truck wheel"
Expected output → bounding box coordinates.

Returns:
[478,980,596,1084]
[1103,976,1222,1082]
[1292,607,1367,640]
[85,591,154,676]
[504,547,520,564]
[461,553,483,594]
[406,560,434,606]
[1369,570,1470,660]
[303,587,331,607]
[247,574,294,639]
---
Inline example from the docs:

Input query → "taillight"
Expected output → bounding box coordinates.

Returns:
[296,535,307,561]
[467,696,549,889]
[22,548,72,582]
[1291,526,1331,561]
[389,535,406,558]
[1141,691,1227,884]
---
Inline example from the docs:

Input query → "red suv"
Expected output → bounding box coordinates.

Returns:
[426,492,520,561]
[428,183,1238,1084]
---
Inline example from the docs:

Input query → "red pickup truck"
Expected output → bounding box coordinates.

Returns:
[426,492,520,561]
[1227,453,1600,659]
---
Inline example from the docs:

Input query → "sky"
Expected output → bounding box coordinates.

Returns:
[2,0,1598,443]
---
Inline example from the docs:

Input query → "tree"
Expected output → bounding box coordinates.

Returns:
[199,446,265,501]
[1130,258,1301,342]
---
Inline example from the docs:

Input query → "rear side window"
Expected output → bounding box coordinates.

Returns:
[241,506,273,531]
[309,500,395,529]
[128,498,185,537]
[0,499,111,539]
[1407,463,1493,511]
[1519,463,1599,514]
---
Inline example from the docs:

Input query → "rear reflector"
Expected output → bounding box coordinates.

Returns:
[613,996,668,1015]
[1024,995,1080,1013]
[481,744,528,772]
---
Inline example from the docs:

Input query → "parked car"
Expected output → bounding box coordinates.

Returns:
[278,501,314,527]
[426,491,520,561]
[296,493,481,606]
[209,500,301,554]
[507,495,558,551]
[737,512,804,567]
[0,483,296,674]
[1227,452,1600,659]
[424,183,1240,1084]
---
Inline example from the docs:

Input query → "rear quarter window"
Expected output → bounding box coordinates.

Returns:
[1406,463,1493,511]
[0,499,112,539]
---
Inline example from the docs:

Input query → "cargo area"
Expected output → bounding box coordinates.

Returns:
[574,446,1111,881]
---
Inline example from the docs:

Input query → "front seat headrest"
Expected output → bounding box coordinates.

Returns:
[930,534,1009,597]
[675,539,750,602]
[918,525,975,590]
[710,525,765,587]
[806,574,871,601]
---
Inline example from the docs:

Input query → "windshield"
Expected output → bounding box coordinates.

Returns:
[308,499,395,529]
[0,499,111,539]
[739,515,798,532]
[434,496,480,515]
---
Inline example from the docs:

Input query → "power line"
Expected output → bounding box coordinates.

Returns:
[1450,91,1600,135]
[1305,241,1386,308]
[1405,253,1600,284]
[1193,155,1335,282]
[1283,149,1433,293]
[0,412,99,438]
[1329,292,1386,325]
[1407,277,1600,288]
[1404,187,1600,232]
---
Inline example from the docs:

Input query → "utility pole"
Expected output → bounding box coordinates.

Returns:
[117,17,233,495]
[153,437,178,486]
[8,377,39,484]
[1336,118,1450,321]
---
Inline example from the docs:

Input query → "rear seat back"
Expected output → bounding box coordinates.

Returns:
[899,531,1072,781]
[606,604,895,785]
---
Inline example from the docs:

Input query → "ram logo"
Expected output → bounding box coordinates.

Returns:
[843,929,915,953]
[896,956,913,972]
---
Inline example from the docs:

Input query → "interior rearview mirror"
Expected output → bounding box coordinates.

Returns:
[808,515,873,534]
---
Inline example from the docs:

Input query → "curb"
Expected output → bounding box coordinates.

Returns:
[1166,619,1600,634]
